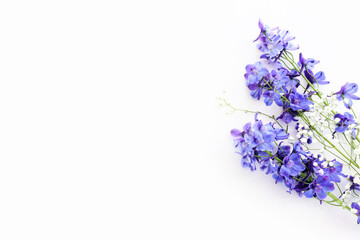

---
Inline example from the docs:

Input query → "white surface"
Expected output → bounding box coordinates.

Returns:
[0,0,360,239]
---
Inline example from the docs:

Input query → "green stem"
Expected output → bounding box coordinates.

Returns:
[327,192,351,211]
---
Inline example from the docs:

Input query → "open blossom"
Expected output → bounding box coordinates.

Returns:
[334,112,356,133]
[254,19,298,62]
[304,69,328,85]
[279,153,305,178]
[288,89,313,111]
[324,161,347,183]
[298,53,320,71]
[244,62,268,100]
[245,62,268,87]
[334,82,360,109]
[304,176,335,200]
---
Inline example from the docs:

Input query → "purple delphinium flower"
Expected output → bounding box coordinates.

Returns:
[297,53,329,89]
[293,141,309,156]
[276,144,291,159]
[298,53,320,72]
[273,128,288,140]
[324,160,347,183]
[304,69,329,85]
[258,154,279,175]
[231,114,288,171]
[350,203,360,224]
[304,176,335,200]
[277,110,297,124]
[231,127,257,171]
[288,89,313,111]
[279,30,298,51]
[262,69,291,107]
[272,144,307,192]
[254,19,278,43]
[333,112,356,133]
[279,153,306,178]
[334,82,360,109]
[244,62,269,100]
[258,34,284,61]
[254,20,297,62]
[252,121,277,152]
[245,62,268,88]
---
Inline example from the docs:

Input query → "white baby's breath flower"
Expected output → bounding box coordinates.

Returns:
[354,176,360,185]
[351,208,358,214]
[324,106,331,113]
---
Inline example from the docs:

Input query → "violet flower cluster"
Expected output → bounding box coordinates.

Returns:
[229,19,360,224]
[232,114,343,200]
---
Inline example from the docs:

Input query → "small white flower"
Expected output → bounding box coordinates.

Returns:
[328,161,334,167]
[313,162,318,167]
[354,176,360,185]
[300,138,307,143]
[326,133,332,139]
[318,169,324,176]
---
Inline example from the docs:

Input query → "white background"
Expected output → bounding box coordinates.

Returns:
[0,0,360,239]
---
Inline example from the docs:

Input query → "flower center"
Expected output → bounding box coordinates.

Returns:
[288,160,294,168]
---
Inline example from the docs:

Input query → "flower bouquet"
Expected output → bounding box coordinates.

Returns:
[221,20,360,223]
